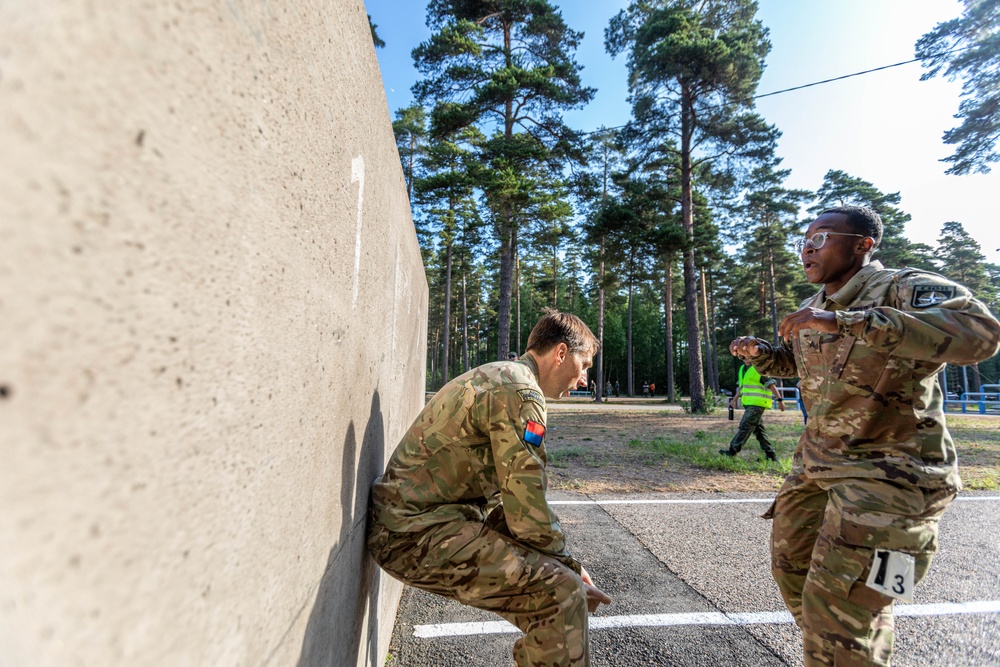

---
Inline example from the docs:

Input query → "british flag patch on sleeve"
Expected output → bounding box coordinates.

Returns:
[524,420,546,447]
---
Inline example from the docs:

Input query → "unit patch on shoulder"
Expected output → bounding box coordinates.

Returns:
[517,388,545,405]
[523,420,546,447]
[911,285,955,308]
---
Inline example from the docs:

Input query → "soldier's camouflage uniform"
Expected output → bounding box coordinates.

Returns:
[368,356,588,667]
[749,261,1000,666]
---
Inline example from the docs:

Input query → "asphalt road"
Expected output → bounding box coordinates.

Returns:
[385,491,1000,666]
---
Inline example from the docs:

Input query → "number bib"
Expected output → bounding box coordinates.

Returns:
[865,549,915,603]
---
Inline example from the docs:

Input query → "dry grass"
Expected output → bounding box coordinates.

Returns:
[544,409,1000,493]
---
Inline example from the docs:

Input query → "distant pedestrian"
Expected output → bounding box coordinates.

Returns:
[720,359,784,461]
[649,382,656,396]
[604,380,612,399]
[614,380,620,397]
[642,380,650,397]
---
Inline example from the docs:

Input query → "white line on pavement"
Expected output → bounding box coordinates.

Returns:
[412,601,1000,639]
[549,496,1000,506]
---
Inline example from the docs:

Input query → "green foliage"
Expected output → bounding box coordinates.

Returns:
[810,170,936,271]
[936,221,997,306]
[917,0,1000,175]
[413,0,595,357]
[368,14,385,49]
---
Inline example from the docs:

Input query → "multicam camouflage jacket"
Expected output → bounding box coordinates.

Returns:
[751,261,1000,490]
[370,356,581,573]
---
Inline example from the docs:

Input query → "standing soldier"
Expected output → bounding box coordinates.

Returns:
[720,357,785,461]
[368,311,612,667]
[731,206,1000,666]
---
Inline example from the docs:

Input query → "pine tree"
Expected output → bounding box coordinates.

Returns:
[575,128,628,402]
[936,221,996,305]
[606,0,778,412]
[413,1,594,360]
[414,114,484,387]
[917,0,1000,175]
[392,106,428,203]
[739,160,811,341]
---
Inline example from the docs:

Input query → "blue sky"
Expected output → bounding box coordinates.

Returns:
[365,0,1000,261]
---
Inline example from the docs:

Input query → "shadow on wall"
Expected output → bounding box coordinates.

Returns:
[296,390,386,666]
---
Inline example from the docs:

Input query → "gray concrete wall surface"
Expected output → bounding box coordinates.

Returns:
[0,1,426,665]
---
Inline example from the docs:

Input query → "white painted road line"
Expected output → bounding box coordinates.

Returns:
[412,601,1000,639]
[549,496,1000,506]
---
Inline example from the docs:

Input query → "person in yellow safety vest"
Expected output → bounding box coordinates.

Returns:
[720,356,785,461]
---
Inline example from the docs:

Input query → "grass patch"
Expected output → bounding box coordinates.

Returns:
[547,445,605,469]
[627,436,793,476]
[949,417,1000,490]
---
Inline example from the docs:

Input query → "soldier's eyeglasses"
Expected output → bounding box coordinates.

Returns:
[793,231,867,253]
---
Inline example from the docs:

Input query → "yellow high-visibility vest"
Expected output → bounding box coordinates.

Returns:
[739,364,772,408]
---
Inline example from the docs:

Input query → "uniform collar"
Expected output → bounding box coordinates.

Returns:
[823,260,884,308]
[518,354,542,384]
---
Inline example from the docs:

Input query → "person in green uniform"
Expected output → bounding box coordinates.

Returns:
[730,206,1000,666]
[720,359,785,461]
[368,311,612,667]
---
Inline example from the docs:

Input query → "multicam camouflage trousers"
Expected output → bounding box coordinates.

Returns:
[766,472,955,666]
[728,405,776,457]
[368,518,589,667]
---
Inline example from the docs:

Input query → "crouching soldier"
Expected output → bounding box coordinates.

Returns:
[368,311,612,666]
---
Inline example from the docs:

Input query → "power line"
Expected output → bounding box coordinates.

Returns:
[573,45,971,138]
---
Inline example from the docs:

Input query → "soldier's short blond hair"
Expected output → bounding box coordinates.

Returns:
[525,310,599,358]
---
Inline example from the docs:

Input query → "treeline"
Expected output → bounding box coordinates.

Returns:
[386,0,1000,408]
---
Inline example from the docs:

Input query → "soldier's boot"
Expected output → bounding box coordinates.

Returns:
[719,448,739,457]
[763,450,777,462]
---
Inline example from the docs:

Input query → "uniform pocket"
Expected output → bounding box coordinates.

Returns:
[834,337,888,393]
[807,528,871,601]
[838,513,939,554]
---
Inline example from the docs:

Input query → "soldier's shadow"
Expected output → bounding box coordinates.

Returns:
[296,390,385,666]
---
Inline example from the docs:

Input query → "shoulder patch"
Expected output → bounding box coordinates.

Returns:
[517,388,545,405]
[911,285,956,308]
[524,420,546,447]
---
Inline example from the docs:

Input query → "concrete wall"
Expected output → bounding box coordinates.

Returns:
[0,1,425,665]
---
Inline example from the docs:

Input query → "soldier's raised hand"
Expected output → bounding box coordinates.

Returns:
[729,336,763,359]
[778,307,838,342]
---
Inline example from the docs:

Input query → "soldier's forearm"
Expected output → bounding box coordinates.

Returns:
[750,341,797,378]
[838,306,1000,364]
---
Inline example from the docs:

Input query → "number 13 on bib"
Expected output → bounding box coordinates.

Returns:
[865,549,915,603]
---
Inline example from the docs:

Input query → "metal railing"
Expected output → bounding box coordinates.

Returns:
[944,384,1000,414]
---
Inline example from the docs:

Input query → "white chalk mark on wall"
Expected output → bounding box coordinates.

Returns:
[351,155,366,308]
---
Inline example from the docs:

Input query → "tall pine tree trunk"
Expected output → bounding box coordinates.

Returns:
[462,269,470,372]
[515,248,521,355]
[708,274,721,392]
[430,327,439,388]
[766,226,780,343]
[496,24,515,361]
[664,256,675,402]
[700,268,718,394]
[497,223,514,360]
[627,255,635,397]
[596,237,606,403]
[441,242,452,385]
[551,245,558,308]
[680,93,705,410]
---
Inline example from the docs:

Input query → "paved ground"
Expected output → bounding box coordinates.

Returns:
[385,491,1000,666]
